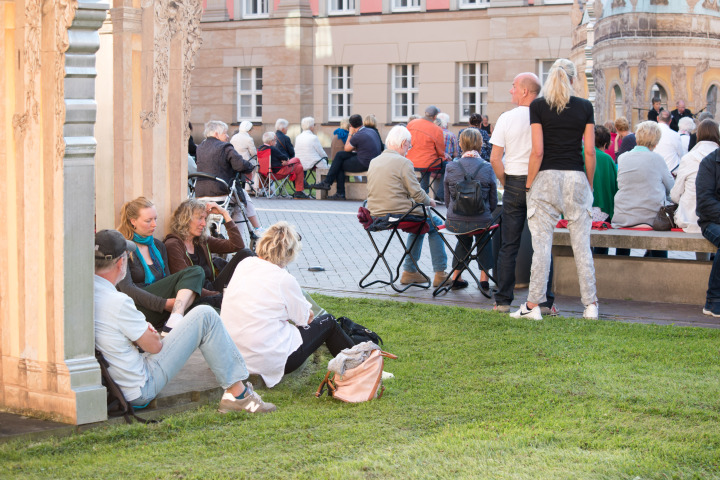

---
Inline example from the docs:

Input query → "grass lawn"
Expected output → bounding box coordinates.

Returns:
[2,295,720,479]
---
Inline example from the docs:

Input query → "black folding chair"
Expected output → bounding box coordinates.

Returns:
[432,207,503,298]
[416,157,444,201]
[358,203,434,293]
[303,157,328,194]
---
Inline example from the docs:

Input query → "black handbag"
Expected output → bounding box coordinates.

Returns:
[336,316,383,345]
[652,203,678,231]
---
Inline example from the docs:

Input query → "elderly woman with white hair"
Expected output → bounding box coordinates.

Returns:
[612,121,674,232]
[195,120,264,232]
[274,118,295,159]
[220,222,354,388]
[294,116,328,170]
[230,120,257,162]
[678,116,696,155]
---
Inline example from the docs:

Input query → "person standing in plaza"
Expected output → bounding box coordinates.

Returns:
[513,58,598,321]
[406,106,450,195]
[489,72,557,315]
[695,143,720,317]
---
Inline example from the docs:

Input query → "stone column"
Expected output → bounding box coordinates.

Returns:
[0,0,107,424]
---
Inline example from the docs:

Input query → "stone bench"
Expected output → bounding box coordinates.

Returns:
[315,167,369,200]
[552,228,715,305]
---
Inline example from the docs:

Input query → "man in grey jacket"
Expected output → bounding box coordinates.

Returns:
[366,125,448,287]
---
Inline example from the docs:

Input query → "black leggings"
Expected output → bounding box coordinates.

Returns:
[284,314,354,374]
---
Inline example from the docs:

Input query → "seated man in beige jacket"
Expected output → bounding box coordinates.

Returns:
[366,125,448,286]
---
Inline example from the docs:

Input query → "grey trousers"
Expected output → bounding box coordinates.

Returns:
[527,170,598,306]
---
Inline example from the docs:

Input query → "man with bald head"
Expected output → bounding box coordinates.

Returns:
[490,72,557,315]
[670,100,693,132]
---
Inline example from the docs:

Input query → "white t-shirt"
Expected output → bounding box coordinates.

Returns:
[489,106,532,176]
[220,257,311,388]
[94,275,149,402]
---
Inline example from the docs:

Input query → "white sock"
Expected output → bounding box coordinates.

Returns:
[165,312,183,330]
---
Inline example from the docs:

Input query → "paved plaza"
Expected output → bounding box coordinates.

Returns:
[252,196,719,329]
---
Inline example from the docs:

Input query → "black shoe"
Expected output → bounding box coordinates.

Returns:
[311,182,331,190]
[480,281,490,291]
[451,279,469,290]
[293,191,312,199]
[327,193,346,200]
[304,180,312,190]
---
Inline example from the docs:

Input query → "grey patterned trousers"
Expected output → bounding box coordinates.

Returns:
[527,170,598,306]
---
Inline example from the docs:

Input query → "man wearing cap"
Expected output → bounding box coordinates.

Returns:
[94,229,275,414]
[407,106,450,195]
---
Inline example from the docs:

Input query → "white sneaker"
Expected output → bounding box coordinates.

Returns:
[218,382,276,414]
[583,303,599,320]
[509,303,543,321]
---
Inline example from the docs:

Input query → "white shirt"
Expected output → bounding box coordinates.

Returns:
[94,275,149,402]
[670,141,719,233]
[294,130,328,170]
[654,123,683,173]
[220,257,311,388]
[489,106,532,176]
[230,131,257,161]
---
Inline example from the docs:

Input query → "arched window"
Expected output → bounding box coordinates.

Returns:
[707,85,719,118]
[650,83,668,109]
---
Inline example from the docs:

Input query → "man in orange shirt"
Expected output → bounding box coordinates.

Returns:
[407,106,449,197]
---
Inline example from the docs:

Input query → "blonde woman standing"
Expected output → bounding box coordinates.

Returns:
[511,58,599,320]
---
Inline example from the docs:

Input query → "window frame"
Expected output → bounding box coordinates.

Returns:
[391,0,421,13]
[328,0,356,15]
[458,0,489,9]
[243,0,269,18]
[236,67,263,122]
[391,64,419,122]
[328,66,353,122]
[538,59,555,86]
[458,62,488,122]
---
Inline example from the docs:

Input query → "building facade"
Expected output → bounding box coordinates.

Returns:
[570,0,720,127]
[192,0,574,143]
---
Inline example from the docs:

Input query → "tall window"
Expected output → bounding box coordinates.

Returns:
[459,0,489,8]
[237,67,262,121]
[538,59,555,86]
[244,0,268,17]
[392,0,420,12]
[392,64,419,121]
[328,0,355,14]
[328,66,352,121]
[459,62,488,121]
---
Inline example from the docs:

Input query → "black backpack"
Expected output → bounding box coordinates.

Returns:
[452,160,486,216]
[95,349,156,425]
[336,316,383,345]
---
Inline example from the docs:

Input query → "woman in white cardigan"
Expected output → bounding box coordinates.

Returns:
[220,222,354,387]
[230,120,257,162]
[294,116,328,170]
[671,119,720,233]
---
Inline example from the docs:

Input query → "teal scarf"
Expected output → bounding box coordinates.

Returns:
[132,233,166,285]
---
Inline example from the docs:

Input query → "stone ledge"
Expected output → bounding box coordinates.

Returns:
[553,228,715,253]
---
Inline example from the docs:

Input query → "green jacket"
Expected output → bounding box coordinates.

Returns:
[592,147,618,220]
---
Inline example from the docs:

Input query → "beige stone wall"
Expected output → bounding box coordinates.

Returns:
[192,3,572,143]
[1,0,79,423]
[95,0,203,237]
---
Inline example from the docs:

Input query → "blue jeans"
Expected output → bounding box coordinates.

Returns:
[702,223,720,310]
[130,305,248,406]
[494,175,554,307]
[402,214,448,273]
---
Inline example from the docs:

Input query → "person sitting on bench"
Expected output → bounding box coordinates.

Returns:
[311,114,382,200]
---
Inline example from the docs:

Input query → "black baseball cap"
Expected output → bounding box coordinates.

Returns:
[95,229,136,260]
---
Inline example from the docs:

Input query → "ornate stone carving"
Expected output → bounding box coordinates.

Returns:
[702,0,720,12]
[618,62,634,121]
[611,0,626,7]
[55,0,80,162]
[635,60,648,108]
[671,65,687,104]
[571,0,583,27]
[629,0,638,11]
[593,65,606,123]
[12,0,42,137]
[650,0,668,4]
[140,0,203,134]
[693,59,710,112]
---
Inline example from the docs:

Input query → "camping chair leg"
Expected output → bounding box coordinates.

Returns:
[359,230,400,289]
[392,227,431,293]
